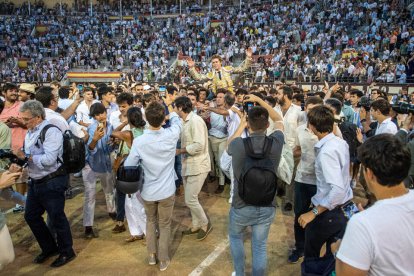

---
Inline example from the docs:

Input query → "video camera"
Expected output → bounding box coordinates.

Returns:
[391,102,414,114]
[356,96,371,112]
[0,149,28,167]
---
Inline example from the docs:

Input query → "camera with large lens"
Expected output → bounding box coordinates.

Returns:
[356,96,371,112]
[391,102,414,114]
[0,149,28,167]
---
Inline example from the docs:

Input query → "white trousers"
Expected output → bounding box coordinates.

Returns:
[125,192,147,236]
[82,164,116,227]
[220,150,235,202]
[0,225,14,271]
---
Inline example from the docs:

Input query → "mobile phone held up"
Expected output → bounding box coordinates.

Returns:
[159,85,166,97]
[77,84,84,96]
[243,102,255,115]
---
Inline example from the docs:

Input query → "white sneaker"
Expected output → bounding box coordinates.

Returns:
[73,172,82,178]
[351,179,357,189]
[231,272,236,276]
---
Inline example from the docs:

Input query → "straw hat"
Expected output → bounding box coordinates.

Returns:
[19,83,36,94]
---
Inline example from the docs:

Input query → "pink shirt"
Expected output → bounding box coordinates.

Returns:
[0,101,27,152]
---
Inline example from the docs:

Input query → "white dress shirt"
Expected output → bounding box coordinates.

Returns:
[312,133,353,210]
[109,110,122,129]
[275,104,305,149]
[375,117,398,135]
[76,100,98,125]
[45,108,69,132]
[295,124,318,185]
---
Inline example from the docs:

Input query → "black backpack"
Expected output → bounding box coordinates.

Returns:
[238,137,278,206]
[40,124,86,174]
[337,120,360,161]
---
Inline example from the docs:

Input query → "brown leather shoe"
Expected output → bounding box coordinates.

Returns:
[112,224,126,233]
[125,235,145,243]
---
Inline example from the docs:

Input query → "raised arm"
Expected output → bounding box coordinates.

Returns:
[61,92,82,121]
[231,48,253,73]
[111,130,134,149]
[187,57,212,81]
[207,106,230,116]
[243,94,284,131]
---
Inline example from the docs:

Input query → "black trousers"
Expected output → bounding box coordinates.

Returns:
[25,174,74,255]
[304,207,347,258]
[115,187,126,222]
[293,181,317,253]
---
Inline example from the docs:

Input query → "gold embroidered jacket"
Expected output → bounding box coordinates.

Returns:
[189,58,252,93]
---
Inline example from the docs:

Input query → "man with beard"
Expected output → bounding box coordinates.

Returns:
[275,86,304,212]
[0,83,28,212]
[18,83,36,102]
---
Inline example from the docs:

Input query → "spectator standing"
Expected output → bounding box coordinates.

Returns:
[228,94,284,275]
[176,96,213,241]
[82,103,116,238]
[124,102,182,271]
[19,100,75,267]
[298,106,352,268]
[335,134,414,275]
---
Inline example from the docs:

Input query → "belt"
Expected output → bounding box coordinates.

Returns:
[30,166,67,185]
[311,200,352,211]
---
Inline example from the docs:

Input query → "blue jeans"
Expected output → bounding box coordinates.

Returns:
[229,206,276,276]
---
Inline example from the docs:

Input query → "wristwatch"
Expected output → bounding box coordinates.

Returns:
[312,207,319,216]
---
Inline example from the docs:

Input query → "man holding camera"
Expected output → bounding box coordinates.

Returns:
[16,100,75,267]
[360,99,398,136]
[227,94,284,275]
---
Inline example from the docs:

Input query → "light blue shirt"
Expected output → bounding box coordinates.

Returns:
[24,120,64,180]
[104,102,119,123]
[209,112,228,138]
[86,120,113,173]
[312,133,353,210]
[124,112,182,201]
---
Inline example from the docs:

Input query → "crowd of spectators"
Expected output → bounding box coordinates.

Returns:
[0,0,413,84]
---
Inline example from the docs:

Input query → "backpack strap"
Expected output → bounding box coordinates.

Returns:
[39,124,60,144]
[243,136,273,158]
[242,137,255,157]
[38,124,64,165]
